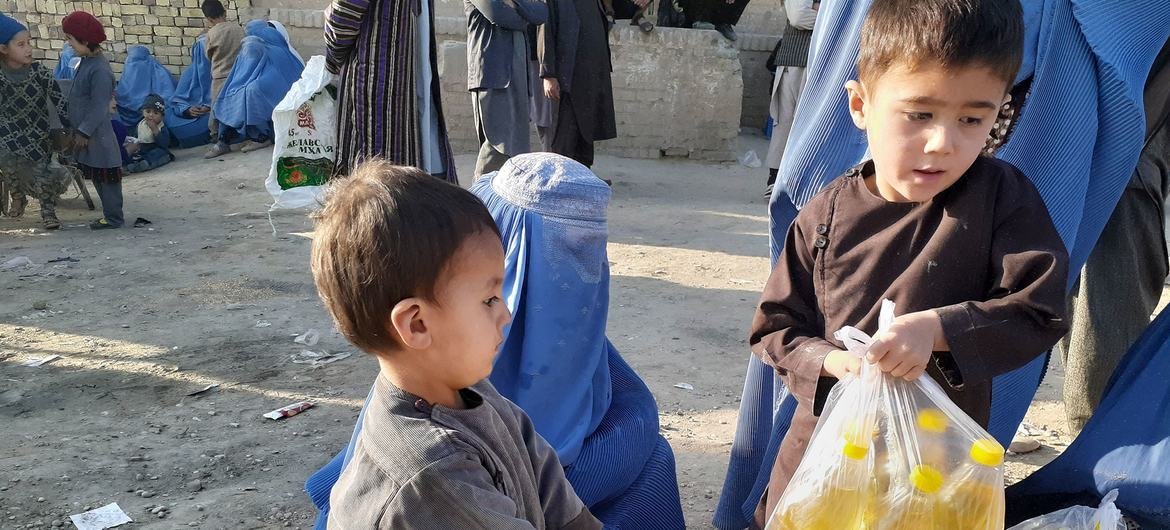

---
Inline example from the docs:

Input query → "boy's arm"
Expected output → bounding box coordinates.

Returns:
[750,219,840,413]
[932,178,1069,388]
[509,397,603,530]
[469,0,548,29]
[324,0,371,75]
[536,0,559,79]
[386,451,598,529]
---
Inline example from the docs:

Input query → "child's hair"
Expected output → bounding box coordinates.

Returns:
[310,160,501,354]
[201,0,227,19]
[857,0,1023,89]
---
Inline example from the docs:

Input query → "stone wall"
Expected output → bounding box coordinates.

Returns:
[0,0,252,75]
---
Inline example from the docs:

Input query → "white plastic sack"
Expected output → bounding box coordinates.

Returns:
[1007,489,1124,530]
[266,55,336,210]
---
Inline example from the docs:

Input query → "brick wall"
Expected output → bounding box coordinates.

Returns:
[0,0,252,75]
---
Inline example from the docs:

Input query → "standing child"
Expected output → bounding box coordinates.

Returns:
[0,12,71,229]
[747,0,1069,524]
[312,161,602,528]
[124,94,174,173]
[201,0,244,159]
[62,11,124,230]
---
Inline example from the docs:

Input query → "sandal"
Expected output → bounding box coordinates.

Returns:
[635,19,655,32]
[42,214,60,230]
[7,195,26,218]
[240,139,274,153]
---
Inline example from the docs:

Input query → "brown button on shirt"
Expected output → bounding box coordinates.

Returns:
[749,157,1069,524]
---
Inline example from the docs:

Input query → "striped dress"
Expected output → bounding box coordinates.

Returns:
[325,0,458,182]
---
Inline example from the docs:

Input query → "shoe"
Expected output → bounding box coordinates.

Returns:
[89,218,119,230]
[692,21,715,30]
[715,23,737,41]
[203,142,230,159]
[7,195,26,218]
[126,160,150,173]
[240,139,274,153]
[602,179,613,186]
[42,214,60,230]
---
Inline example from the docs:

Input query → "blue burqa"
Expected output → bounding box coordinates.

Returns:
[53,43,77,80]
[165,35,212,148]
[713,0,1170,528]
[304,154,685,529]
[214,25,303,142]
[115,46,176,127]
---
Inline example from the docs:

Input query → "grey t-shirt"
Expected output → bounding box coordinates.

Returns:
[328,375,602,529]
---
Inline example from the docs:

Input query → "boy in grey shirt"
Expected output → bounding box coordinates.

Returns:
[310,160,602,530]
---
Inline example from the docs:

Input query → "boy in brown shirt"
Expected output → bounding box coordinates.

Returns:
[311,161,601,529]
[200,0,242,157]
[748,0,1069,524]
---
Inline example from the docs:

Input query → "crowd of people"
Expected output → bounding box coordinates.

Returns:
[0,0,305,229]
[2,0,1170,527]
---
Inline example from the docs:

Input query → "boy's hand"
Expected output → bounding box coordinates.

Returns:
[73,134,88,151]
[543,78,560,101]
[821,349,861,380]
[866,310,945,380]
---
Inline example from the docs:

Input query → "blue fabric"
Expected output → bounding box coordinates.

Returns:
[166,35,212,148]
[54,43,76,80]
[0,12,24,46]
[713,1,1170,528]
[1005,308,1170,527]
[214,30,303,143]
[114,46,175,128]
[470,153,614,465]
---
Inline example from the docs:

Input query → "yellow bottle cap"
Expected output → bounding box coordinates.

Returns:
[969,438,1006,467]
[842,439,869,460]
[910,465,944,494]
[917,409,949,433]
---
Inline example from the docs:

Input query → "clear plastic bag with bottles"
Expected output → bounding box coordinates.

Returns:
[766,300,1007,530]
[1007,489,1125,530]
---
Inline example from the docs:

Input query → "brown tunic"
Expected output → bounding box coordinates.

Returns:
[749,157,1069,525]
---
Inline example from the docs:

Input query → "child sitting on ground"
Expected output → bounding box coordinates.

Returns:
[0,12,72,229]
[311,160,603,529]
[747,0,1070,524]
[124,94,174,173]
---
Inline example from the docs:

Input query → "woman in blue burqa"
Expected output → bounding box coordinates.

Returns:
[165,34,213,148]
[305,153,686,529]
[115,45,176,127]
[712,0,1170,528]
[211,20,304,153]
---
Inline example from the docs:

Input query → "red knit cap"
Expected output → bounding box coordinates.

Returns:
[62,11,106,45]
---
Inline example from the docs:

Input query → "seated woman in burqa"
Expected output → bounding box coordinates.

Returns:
[114,45,176,127]
[165,34,213,148]
[304,153,687,530]
[210,21,304,154]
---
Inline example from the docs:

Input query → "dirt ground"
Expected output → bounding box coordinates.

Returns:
[0,133,1111,528]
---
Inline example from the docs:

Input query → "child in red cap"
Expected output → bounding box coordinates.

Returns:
[62,11,124,229]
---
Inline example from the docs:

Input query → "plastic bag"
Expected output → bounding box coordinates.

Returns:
[1007,489,1124,530]
[266,55,336,210]
[766,300,1007,530]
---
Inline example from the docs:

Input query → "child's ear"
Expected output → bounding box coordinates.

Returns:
[844,80,868,131]
[388,298,432,350]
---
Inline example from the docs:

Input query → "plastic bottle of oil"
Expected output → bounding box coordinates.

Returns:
[766,438,871,530]
[875,464,944,529]
[916,408,949,469]
[940,438,1006,530]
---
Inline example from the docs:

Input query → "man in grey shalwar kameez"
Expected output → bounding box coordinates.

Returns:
[466,0,548,177]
